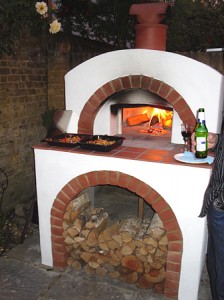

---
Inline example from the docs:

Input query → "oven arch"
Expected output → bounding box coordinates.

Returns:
[51,170,183,299]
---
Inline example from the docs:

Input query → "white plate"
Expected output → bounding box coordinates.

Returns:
[174,152,214,164]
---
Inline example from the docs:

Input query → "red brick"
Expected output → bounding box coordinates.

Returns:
[51,207,64,219]
[165,278,179,291]
[167,230,183,242]
[121,76,131,89]
[77,174,89,189]
[97,171,109,184]
[95,88,107,101]
[88,94,101,107]
[163,219,179,231]
[110,78,123,92]
[117,172,131,189]
[102,82,114,96]
[53,243,67,253]
[167,90,181,104]
[126,176,140,193]
[86,171,99,186]
[168,241,183,253]
[172,98,186,112]
[53,260,67,270]
[51,216,63,227]
[53,198,66,212]
[108,171,119,185]
[158,82,172,98]
[150,78,161,93]
[82,101,95,114]
[130,75,141,88]
[61,184,76,202]
[51,235,64,245]
[136,182,150,199]
[166,261,181,273]
[159,209,175,223]
[51,225,63,236]
[164,289,178,299]
[152,198,168,212]
[167,252,182,264]
[141,76,153,90]
[69,178,82,194]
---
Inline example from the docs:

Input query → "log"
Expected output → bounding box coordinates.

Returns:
[127,113,149,126]
[136,274,155,289]
[120,241,135,256]
[98,222,120,243]
[111,234,123,246]
[86,231,98,247]
[146,213,165,240]
[71,260,84,271]
[121,255,144,273]
[80,251,92,263]
[65,193,91,222]
[144,267,166,283]
[84,264,95,274]
[85,209,108,230]
[96,266,107,277]
[107,240,120,250]
[108,271,120,279]
[118,267,139,284]
[119,216,140,242]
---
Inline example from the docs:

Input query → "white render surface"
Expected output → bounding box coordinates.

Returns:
[65,49,224,143]
[34,148,211,300]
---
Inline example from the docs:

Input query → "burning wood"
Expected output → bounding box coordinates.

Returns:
[126,113,149,126]
[63,194,168,290]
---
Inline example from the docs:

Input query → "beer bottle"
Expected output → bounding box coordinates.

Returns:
[195,108,208,159]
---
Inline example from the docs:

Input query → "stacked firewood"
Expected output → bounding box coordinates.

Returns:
[63,193,168,289]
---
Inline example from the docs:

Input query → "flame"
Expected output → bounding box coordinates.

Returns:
[150,108,173,128]
[123,106,173,129]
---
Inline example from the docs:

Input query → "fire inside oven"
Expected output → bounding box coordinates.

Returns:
[122,105,173,137]
[109,89,173,138]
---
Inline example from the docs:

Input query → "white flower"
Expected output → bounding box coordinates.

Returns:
[49,20,61,34]
[35,2,48,15]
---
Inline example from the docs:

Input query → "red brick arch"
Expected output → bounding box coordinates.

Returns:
[77,75,196,134]
[51,170,183,299]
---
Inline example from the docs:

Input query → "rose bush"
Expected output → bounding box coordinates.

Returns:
[35,1,61,34]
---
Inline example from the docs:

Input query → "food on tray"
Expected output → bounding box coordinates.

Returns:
[87,138,116,146]
[58,136,82,143]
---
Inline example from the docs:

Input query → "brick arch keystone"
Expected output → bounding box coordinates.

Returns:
[51,170,183,299]
[77,75,196,134]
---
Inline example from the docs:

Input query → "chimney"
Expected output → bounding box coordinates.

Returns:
[129,3,170,51]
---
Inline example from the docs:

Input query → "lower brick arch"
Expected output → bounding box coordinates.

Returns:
[77,75,196,134]
[51,170,183,299]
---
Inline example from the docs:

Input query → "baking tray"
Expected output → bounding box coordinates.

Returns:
[78,135,125,152]
[43,133,92,147]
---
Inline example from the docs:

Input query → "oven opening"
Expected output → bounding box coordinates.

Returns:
[109,89,173,142]
[122,105,173,138]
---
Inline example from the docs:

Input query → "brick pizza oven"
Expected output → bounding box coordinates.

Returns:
[33,49,224,300]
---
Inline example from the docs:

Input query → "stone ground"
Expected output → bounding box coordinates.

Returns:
[0,187,212,300]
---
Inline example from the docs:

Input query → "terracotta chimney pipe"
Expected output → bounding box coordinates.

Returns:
[129,3,170,51]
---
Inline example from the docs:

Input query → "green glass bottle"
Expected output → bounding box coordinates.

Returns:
[195,108,208,159]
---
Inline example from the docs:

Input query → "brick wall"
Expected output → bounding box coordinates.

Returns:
[0,37,48,212]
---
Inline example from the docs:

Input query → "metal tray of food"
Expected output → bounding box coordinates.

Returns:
[43,133,92,147]
[78,135,125,152]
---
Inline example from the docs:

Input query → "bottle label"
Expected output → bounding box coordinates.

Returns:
[196,137,207,151]
[198,112,205,123]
